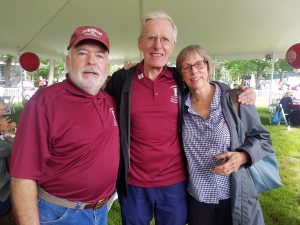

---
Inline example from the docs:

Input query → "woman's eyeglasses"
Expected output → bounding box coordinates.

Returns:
[181,60,207,73]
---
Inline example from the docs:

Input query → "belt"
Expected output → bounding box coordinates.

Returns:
[38,187,110,210]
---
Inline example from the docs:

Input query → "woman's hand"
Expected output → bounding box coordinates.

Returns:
[212,151,249,176]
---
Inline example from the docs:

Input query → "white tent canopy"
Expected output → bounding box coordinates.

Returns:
[0,0,299,64]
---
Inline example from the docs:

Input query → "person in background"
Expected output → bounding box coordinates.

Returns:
[10,26,120,225]
[38,76,47,88]
[105,11,256,225]
[176,44,272,225]
[279,91,293,116]
[0,102,16,133]
[0,102,15,218]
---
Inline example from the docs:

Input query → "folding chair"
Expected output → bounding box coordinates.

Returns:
[279,104,289,127]
[270,104,289,127]
[279,96,293,122]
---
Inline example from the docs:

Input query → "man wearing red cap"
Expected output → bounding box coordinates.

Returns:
[106,11,256,225]
[10,26,120,225]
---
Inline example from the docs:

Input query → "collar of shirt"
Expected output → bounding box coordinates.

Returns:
[61,74,105,99]
[135,60,173,80]
[185,83,221,122]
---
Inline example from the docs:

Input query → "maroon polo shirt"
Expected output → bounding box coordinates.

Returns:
[10,77,120,202]
[128,62,186,187]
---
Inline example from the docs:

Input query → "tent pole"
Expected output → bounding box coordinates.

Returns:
[18,62,24,102]
[212,56,216,80]
[139,0,143,61]
[16,51,24,102]
[268,53,275,106]
[213,59,216,80]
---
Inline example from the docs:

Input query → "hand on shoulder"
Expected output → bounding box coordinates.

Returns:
[238,85,256,105]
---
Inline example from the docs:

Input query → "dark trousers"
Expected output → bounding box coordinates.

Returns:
[0,196,11,217]
[119,181,187,225]
[187,193,232,225]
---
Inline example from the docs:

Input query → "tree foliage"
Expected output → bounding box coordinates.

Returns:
[30,59,65,85]
[222,58,294,88]
[223,59,270,80]
[3,54,14,86]
[274,59,294,81]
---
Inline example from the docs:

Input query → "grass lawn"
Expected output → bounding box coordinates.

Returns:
[256,107,300,225]
[2,106,299,225]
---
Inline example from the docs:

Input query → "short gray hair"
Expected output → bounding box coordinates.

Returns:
[139,11,177,43]
[176,45,213,78]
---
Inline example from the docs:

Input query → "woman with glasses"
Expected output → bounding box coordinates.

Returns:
[176,45,272,225]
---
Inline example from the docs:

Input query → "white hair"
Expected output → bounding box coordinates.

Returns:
[139,11,177,43]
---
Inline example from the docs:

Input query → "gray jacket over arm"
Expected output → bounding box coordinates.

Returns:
[216,81,272,225]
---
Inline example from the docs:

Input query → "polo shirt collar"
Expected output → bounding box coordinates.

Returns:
[136,60,173,79]
[61,74,104,99]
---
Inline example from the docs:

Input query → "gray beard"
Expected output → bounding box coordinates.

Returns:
[69,72,105,95]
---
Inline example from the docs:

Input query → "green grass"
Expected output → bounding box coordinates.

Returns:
[256,107,300,225]
[3,106,300,225]
[108,201,122,225]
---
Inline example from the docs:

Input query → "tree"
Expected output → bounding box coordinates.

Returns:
[223,60,254,82]
[222,58,295,89]
[223,59,272,88]
[4,54,14,87]
[31,59,65,86]
[274,59,293,81]
[248,59,271,88]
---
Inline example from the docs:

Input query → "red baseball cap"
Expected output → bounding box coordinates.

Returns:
[67,26,109,51]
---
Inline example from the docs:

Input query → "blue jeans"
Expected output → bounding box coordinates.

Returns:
[119,181,187,225]
[38,197,108,225]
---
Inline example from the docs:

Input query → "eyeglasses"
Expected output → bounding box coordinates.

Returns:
[180,60,207,73]
[142,35,173,46]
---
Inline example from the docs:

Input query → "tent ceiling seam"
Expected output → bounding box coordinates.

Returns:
[19,0,71,52]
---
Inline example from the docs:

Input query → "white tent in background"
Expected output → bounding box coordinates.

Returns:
[1,0,299,107]
[0,0,299,64]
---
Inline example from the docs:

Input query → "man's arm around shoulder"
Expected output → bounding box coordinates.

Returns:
[238,85,256,105]
[11,177,39,225]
